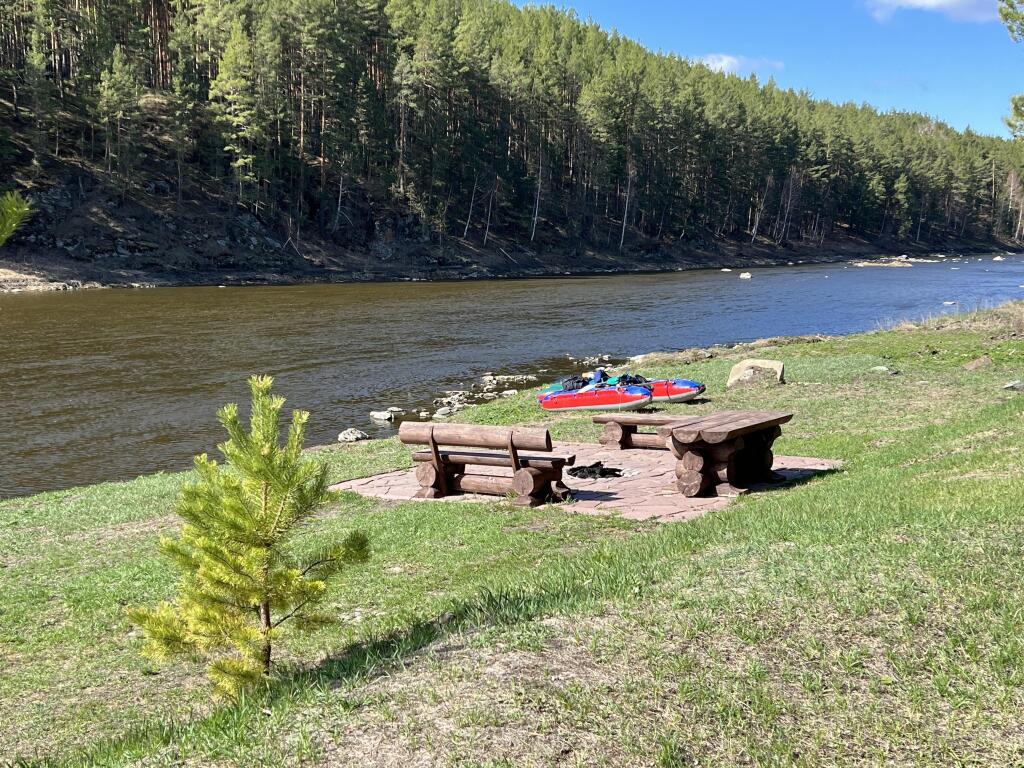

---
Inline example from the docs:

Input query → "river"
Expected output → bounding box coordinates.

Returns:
[2,254,1023,498]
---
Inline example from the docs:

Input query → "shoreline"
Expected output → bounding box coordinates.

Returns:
[8,302,1012,501]
[1,238,1017,293]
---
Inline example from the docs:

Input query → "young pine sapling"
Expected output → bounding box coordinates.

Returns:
[130,375,369,697]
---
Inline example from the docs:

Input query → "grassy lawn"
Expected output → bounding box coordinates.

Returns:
[2,303,1022,766]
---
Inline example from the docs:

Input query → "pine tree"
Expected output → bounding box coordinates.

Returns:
[24,2,54,166]
[168,0,203,204]
[129,375,370,698]
[209,21,260,204]
[98,45,140,194]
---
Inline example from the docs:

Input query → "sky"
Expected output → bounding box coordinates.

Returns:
[522,0,1023,138]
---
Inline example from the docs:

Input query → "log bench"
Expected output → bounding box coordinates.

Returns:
[398,422,575,507]
[654,411,793,498]
[594,413,701,450]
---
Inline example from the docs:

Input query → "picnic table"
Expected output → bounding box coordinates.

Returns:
[654,411,793,497]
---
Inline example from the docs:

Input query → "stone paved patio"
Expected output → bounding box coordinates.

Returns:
[332,441,840,523]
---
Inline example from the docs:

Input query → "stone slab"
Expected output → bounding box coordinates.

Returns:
[330,441,840,524]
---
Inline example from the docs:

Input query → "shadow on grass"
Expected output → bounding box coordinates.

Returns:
[749,465,842,494]
[22,578,612,767]
[23,463,841,767]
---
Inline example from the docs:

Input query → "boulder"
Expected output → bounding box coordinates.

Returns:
[963,356,993,371]
[369,410,393,421]
[337,428,370,443]
[433,407,454,418]
[727,359,785,388]
[1003,380,1024,391]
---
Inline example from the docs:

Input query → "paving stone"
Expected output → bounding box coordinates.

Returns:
[331,441,840,524]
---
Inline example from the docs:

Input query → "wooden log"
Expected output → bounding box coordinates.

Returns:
[699,412,792,444]
[512,467,548,497]
[411,450,572,469]
[629,432,669,450]
[669,436,744,462]
[709,438,744,461]
[399,422,551,451]
[679,450,707,473]
[676,469,711,497]
[451,474,516,496]
[594,413,703,427]
[667,435,687,459]
[598,422,630,448]
[550,480,572,501]
[670,412,750,443]
[415,463,441,488]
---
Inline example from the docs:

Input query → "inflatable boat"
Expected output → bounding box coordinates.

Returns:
[538,385,652,412]
[540,372,706,406]
[608,376,705,403]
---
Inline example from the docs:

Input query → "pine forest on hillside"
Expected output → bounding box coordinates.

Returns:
[3,0,1024,255]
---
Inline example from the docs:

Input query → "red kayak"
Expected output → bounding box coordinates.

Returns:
[644,379,705,403]
[539,385,652,412]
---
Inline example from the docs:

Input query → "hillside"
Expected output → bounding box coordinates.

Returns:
[2,0,1023,289]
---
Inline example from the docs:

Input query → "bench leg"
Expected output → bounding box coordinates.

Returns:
[673,439,745,498]
[599,423,637,450]
[733,426,784,484]
[549,479,573,502]
[673,426,786,498]
[414,462,460,499]
[512,467,572,506]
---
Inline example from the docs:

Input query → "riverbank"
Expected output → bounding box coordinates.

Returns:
[8,259,1024,499]
[2,303,1023,765]
[1,192,1016,292]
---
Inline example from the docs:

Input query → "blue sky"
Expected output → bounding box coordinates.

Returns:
[525,0,1022,137]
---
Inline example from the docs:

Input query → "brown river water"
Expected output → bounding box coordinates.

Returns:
[2,254,1023,498]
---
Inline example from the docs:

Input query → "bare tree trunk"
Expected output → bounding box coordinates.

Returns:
[484,181,495,246]
[751,176,771,243]
[531,143,542,242]
[332,171,346,232]
[619,164,632,252]
[463,173,478,239]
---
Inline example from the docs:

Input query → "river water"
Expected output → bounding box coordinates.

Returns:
[2,254,1023,498]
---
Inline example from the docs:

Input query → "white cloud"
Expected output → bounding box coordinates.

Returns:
[699,54,784,76]
[867,0,998,22]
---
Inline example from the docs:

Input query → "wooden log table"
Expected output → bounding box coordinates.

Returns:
[593,413,699,450]
[654,411,794,498]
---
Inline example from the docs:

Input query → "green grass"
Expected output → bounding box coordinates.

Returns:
[2,303,1023,766]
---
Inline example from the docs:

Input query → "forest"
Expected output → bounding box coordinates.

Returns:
[3,0,1024,259]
